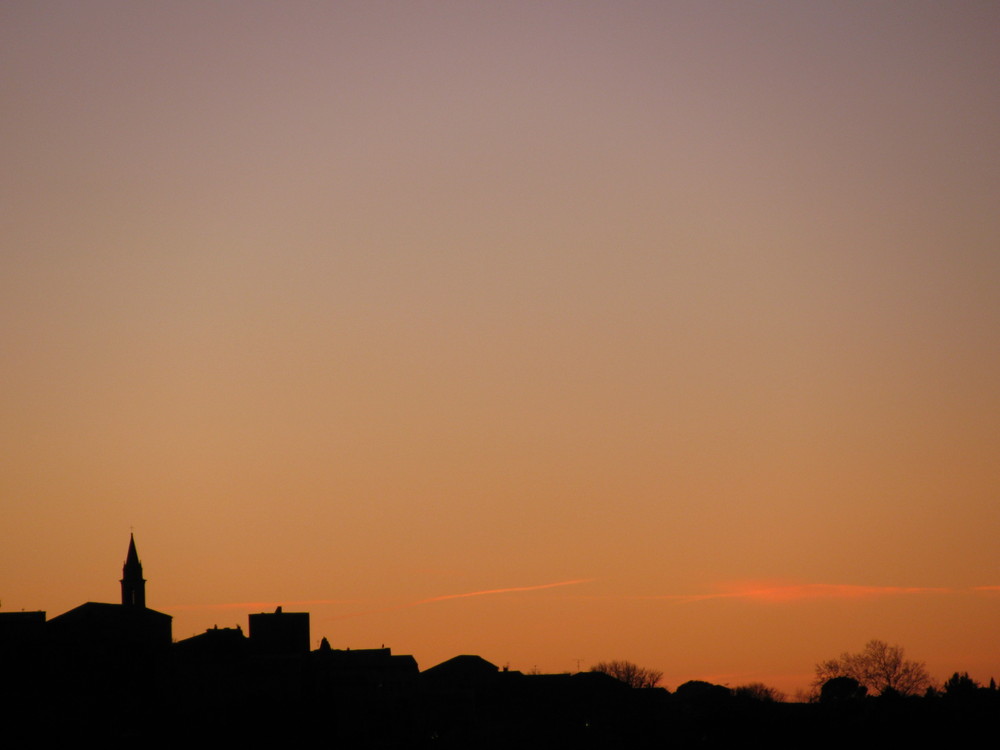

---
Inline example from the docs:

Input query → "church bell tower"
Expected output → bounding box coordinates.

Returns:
[120,533,146,608]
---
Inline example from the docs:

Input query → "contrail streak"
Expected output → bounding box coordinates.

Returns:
[325,578,598,621]
[413,578,598,605]
[168,598,360,611]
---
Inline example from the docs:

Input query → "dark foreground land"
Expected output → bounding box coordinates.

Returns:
[3,642,997,748]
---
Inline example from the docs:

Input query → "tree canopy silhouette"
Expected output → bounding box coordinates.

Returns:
[814,640,931,696]
[942,671,979,698]
[590,660,662,688]
[734,682,786,702]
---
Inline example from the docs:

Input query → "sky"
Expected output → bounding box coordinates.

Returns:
[2,1,999,696]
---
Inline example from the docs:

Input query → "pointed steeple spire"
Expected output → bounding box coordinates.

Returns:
[120,533,146,608]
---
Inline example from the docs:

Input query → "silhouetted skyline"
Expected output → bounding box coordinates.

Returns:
[3,535,998,745]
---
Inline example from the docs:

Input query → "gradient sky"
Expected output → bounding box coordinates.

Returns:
[2,1,999,695]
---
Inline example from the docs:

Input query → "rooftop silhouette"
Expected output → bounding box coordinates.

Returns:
[2,535,996,746]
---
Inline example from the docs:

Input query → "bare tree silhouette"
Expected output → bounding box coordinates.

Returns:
[814,640,931,696]
[590,659,662,688]
[735,682,786,702]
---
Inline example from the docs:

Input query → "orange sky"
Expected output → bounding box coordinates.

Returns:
[2,2,999,696]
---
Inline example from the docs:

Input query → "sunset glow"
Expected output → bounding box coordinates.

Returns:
[2,2,999,697]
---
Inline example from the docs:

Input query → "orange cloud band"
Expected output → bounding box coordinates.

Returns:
[583,582,959,604]
[682,583,954,603]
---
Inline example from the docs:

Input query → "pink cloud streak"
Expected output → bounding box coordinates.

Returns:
[678,583,954,603]
[584,582,960,604]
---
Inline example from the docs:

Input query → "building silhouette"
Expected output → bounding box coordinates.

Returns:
[46,534,172,651]
[248,605,309,654]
